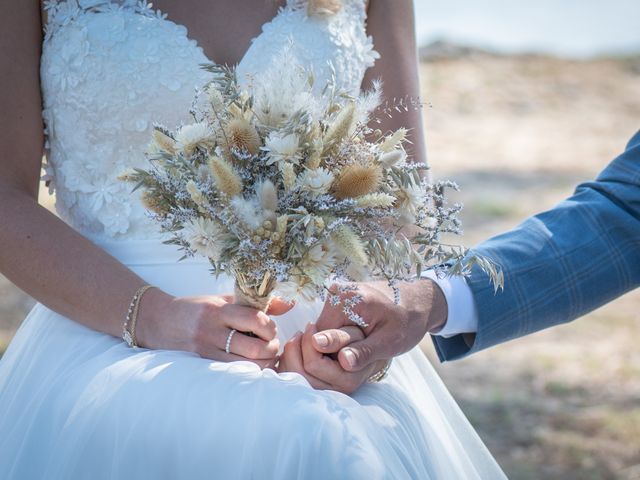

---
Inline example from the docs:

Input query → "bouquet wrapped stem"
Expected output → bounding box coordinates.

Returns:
[233,272,276,312]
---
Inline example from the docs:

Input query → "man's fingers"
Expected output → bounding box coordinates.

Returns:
[312,326,365,354]
[267,297,295,316]
[315,300,347,331]
[338,336,387,372]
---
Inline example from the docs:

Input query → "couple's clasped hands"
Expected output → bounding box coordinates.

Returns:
[137,279,447,394]
[278,280,448,393]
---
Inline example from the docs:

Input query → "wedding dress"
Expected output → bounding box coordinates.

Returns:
[0,1,506,478]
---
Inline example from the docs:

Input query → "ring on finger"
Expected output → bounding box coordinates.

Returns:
[225,329,237,354]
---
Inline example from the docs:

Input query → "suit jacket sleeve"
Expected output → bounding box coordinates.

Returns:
[433,130,640,362]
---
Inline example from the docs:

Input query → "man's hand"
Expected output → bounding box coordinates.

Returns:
[314,279,448,373]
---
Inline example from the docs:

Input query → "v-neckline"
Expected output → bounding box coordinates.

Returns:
[147,1,294,67]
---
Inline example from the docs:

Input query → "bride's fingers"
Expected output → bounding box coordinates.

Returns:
[311,326,365,354]
[217,351,277,370]
[302,324,364,392]
[224,305,278,341]
[226,330,280,360]
[267,297,295,316]
[280,332,333,390]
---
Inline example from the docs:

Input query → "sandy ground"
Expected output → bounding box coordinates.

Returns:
[420,53,640,480]
[1,52,639,479]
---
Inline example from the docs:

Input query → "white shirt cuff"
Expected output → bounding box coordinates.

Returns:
[421,270,479,338]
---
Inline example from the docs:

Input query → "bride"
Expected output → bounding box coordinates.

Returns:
[0,0,506,478]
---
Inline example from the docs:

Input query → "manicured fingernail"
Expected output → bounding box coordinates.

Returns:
[313,333,329,347]
[343,349,356,368]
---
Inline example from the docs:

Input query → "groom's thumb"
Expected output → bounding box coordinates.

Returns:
[338,340,379,372]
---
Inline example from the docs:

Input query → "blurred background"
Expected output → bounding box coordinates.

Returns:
[1,1,639,478]
[413,1,640,479]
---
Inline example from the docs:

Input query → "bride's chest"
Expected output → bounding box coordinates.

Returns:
[41,1,377,121]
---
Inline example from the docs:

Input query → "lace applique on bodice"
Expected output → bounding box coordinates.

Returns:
[41,0,379,240]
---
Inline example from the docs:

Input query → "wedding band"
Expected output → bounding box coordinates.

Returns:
[225,329,237,354]
[367,359,393,383]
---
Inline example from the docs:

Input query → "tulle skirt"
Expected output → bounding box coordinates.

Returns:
[0,238,505,479]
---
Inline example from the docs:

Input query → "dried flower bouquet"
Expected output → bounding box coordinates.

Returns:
[123,61,501,326]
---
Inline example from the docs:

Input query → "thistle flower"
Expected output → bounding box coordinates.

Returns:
[175,122,214,156]
[222,118,261,155]
[332,163,382,199]
[331,225,368,266]
[264,133,301,166]
[298,167,335,197]
[209,156,242,197]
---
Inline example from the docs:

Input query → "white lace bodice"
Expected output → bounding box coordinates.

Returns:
[41,0,379,240]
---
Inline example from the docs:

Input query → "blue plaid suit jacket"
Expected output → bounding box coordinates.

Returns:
[433,130,640,362]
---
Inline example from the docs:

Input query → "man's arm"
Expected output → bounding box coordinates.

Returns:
[433,130,640,362]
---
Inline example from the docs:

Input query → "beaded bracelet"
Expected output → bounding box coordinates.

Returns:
[367,358,393,383]
[122,285,155,348]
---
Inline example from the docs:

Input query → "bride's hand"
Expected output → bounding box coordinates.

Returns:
[135,289,291,369]
[277,322,387,394]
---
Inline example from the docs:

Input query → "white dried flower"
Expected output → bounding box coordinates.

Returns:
[275,279,317,303]
[264,133,301,166]
[175,122,214,156]
[300,243,337,284]
[395,183,425,224]
[379,149,407,168]
[183,217,228,261]
[297,167,335,197]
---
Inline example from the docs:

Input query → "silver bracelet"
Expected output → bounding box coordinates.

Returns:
[122,285,155,348]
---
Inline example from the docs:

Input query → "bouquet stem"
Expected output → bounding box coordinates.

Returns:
[233,273,275,312]
[234,283,272,312]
